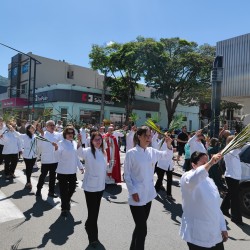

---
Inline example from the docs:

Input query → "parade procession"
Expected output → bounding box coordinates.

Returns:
[0,113,250,250]
[2,1,250,249]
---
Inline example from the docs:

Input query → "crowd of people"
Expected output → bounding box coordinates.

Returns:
[0,116,247,249]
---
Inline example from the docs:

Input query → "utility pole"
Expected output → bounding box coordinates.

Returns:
[0,42,41,120]
[99,71,107,124]
[210,56,223,138]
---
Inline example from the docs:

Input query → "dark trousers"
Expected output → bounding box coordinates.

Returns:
[3,154,18,176]
[23,158,37,183]
[187,241,224,250]
[84,190,104,243]
[57,173,77,211]
[221,176,242,222]
[155,167,173,195]
[129,201,152,250]
[0,144,4,164]
[37,163,58,194]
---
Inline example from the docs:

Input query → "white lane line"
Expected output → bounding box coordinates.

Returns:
[14,169,64,210]
[0,190,24,223]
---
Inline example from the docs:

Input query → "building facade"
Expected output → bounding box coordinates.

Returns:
[217,33,250,125]
[0,53,200,130]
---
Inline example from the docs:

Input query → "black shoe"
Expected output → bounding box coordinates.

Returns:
[60,211,68,217]
[222,210,231,218]
[5,175,10,180]
[36,190,41,196]
[166,195,176,202]
[48,193,58,198]
[231,219,244,225]
[88,241,100,248]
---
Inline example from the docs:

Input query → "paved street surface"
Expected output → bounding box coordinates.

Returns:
[0,152,250,250]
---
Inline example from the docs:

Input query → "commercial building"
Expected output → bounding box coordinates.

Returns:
[0,53,199,130]
[217,33,250,125]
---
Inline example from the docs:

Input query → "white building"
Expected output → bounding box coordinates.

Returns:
[217,33,250,125]
[1,53,199,131]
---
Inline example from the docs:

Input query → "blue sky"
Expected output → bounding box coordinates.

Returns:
[1,0,250,77]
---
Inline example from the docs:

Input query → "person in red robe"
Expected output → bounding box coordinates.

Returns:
[103,127,121,184]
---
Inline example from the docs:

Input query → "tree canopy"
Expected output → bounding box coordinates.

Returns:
[89,37,216,126]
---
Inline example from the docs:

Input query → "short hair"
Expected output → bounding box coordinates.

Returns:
[190,151,207,165]
[62,126,75,139]
[46,120,55,126]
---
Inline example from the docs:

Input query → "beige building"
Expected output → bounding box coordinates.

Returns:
[2,53,199,130]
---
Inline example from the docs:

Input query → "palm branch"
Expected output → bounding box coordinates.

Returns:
[129,113,139,123]
[145,119,165,136]
[221,123,250,156]
[168,114,184,132]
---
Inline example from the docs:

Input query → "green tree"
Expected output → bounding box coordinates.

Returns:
[89,41,144,123]
[141,37,215,126]
[89,43,121,123]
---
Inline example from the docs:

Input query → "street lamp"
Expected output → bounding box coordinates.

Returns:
[210,56,223,138]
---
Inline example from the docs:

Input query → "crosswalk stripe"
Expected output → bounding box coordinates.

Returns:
[0,190,24,223]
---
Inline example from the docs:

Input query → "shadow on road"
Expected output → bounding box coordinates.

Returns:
[37,212,82,248]
[155,191,183,224]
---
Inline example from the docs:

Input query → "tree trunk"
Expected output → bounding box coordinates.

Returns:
[165,96,179,127]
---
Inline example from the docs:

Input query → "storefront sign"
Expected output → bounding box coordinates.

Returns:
[1,98,28,108]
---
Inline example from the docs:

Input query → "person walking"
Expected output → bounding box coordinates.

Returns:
[220,135,243,225]
[124,126,173,250]
[13,124,38,189]
[0,117,7,165]
[36,120,60,198]
[77,131,107,249]
[0,121,22,180]
[56,126,84,217]
[180,151,228,250]
[176,125,189,164]
[154,132,175,201]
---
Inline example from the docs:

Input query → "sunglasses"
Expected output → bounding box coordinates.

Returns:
[66,132,74,135]
[93,138,102,142]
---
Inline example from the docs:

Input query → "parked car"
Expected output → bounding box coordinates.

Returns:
[239,144,250,215]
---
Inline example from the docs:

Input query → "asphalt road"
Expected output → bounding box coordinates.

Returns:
[0,152,250,250]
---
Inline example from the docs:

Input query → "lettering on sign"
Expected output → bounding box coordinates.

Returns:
[35,95,48,102]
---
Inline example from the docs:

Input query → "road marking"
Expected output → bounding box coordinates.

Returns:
[0,190,24,223]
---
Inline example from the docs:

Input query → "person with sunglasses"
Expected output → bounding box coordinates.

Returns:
[56,126,84,217]
[77,131,107,249]
[36,120,61,198]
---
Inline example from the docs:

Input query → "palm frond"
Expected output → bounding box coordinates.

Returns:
[145,119,165,136]
[221,123,250,156]
[168,114,184,132]
[129,113,139,123]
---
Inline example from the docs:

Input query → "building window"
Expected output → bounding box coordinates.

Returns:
[80,110,100,124]
[61,108,68,121]
[189,120,192,131]
[67,71,74,79]
[21,84,27,94]
[22,63,29,74]
[12,67,18,77]
[110,112,126,126]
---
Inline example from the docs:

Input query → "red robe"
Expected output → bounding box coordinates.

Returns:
[104,133,121,183]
